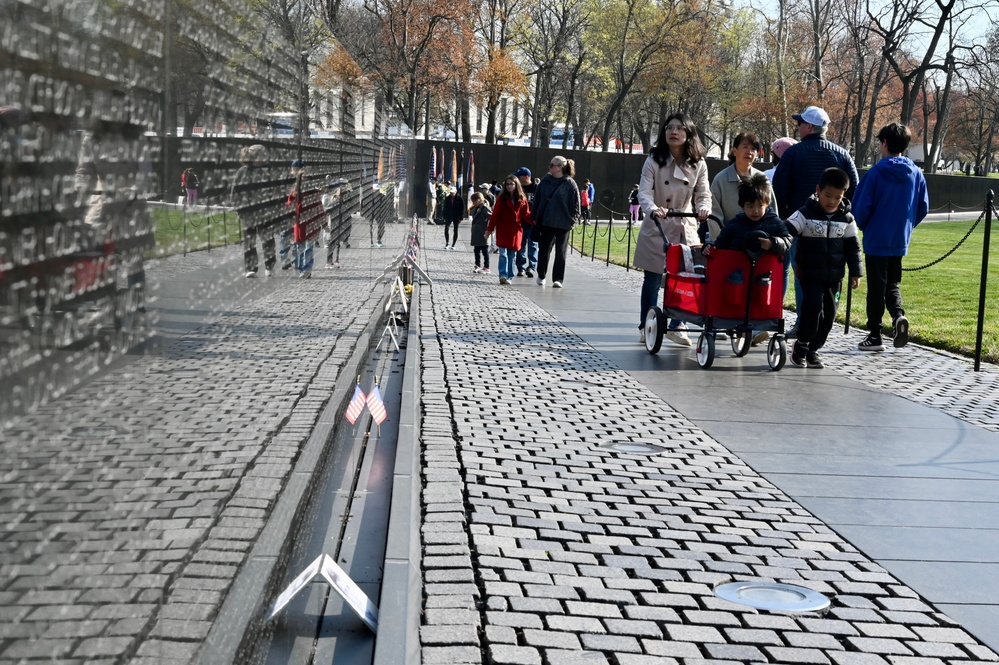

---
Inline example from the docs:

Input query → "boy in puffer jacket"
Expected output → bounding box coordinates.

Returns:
[785,167,863,368]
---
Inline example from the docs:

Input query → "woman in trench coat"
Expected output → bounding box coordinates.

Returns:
[634,113,712,346]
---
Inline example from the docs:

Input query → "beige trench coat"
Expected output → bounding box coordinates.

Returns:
[633,155,711,273]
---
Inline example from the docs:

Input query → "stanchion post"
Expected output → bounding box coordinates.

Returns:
[590,217,598,261]
[625,221,633,273]
[974,190,993,372]
[605,217,612,266]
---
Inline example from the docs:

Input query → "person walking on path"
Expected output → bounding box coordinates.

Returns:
[771,106,859,337]
[579,179,592,225]
[532,155,580,289]
[785,167,863,368]
[232,145,277,278]
[852,122,928,352]
[441,185,464,249]
[514,167,538,277]
[628,185,641,224]
[468,192,492,274]
[181,168,200,207]
[764,137,796,181]
[709,132,778,241]
[635,113,712,346]
[487,175,529,285]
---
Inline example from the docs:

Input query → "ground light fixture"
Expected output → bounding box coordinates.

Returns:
[598,442,670,454]
[714,580,831,613]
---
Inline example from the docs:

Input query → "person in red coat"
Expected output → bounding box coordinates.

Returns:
[487,175,530,285]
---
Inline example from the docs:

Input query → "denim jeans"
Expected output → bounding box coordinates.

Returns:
[516,224,538,272]
[498,248,517,279]
[640,270,681,330]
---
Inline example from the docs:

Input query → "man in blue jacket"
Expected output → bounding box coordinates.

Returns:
[852,122,928,351]
[772,106,859,336]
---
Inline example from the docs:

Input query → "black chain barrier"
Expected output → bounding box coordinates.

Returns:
[902,208,987,272]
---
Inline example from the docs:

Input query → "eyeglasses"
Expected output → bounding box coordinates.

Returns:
[549,162,561,167]
[665,124,685,132]
[505,182,516,186]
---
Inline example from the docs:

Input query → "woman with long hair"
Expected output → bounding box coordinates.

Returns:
[634,113,712,346]
[532,155,580,288]
[487,175,530,284]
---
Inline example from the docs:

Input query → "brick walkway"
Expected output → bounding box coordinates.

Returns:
[417,231,999,664]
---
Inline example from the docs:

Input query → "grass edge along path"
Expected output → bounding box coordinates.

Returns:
[570,218,998,364]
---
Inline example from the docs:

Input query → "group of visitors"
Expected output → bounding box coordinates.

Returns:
[634,105,928,367]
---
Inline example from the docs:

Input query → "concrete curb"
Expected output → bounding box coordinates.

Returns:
[373,279,423,665]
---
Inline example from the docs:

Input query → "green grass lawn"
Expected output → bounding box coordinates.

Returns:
[150,206,242,257]
[571,218,999,363]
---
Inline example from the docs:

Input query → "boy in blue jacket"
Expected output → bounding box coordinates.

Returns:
[852,123,928,351]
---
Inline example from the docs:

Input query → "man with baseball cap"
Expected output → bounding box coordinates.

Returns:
[772,105,859,336]
[513,167,539,277]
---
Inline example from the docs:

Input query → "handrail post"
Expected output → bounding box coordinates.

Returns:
[625,220,633,273]
[590,216,598,261]
[605,217,612,266]
[974,190,993,371]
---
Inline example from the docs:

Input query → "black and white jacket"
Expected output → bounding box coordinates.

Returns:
[785,196,863,284]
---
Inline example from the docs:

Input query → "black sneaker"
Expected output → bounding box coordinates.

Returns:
[525,268,535,278]
[517,269,525,277]
[786,325,798,339]
[806,352,824,369]
[858,334,885,352]
[892,316,909,348]
[791,341,808,367]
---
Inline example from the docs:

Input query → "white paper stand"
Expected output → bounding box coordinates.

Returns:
[269,554,379,632]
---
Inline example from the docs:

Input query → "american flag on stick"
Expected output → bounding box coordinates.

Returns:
[366,383,388,425]
[345,384,366,424]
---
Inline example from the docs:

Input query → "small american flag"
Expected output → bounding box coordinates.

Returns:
[345,385,366,424]
[366,383,387,425]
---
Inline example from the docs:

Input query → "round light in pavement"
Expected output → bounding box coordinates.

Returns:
[714,581,830,613]
[599,442,669,454]
[65,425,130,438]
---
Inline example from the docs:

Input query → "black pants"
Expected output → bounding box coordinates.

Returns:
[535,226,570,283]
[444,220,460,247]
[865,255,904,334]
[796,279,840,352]
[474,246,489,269]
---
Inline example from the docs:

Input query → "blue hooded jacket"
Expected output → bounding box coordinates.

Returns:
[852,156,928,256]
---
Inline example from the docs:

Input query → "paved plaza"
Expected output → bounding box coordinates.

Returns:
[3,220,999,663]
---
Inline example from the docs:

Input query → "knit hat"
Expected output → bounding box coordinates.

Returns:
[771,137,798,159]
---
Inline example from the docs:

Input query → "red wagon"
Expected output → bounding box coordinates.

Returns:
[644,222,788,370]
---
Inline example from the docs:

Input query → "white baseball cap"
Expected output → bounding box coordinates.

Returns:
[792,106,831,127]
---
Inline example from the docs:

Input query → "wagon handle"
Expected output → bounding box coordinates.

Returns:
[649,210,720,254]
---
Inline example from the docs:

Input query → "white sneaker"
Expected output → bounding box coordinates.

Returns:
[482,268,491,274]
[552,281,563,288]
[640,329,646,344]
[473,267,481,273]
[751,330,770,346]
[245,270,257,278]
[666,330,691,346]
[264,268,273,277]
[536,277,546,286]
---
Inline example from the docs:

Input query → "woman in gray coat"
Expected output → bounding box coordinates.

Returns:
[532,155,580,288]
[635,114,712,346]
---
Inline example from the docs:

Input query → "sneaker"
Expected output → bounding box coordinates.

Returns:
[499,277,509,285]
[300,269,312,279]
[282,260,292,270]
[751,330,770,347]
[892,316,909,348]
[858,334,885,352]
[666,330,691,346]
[806,352,824,369]
[640,329,646,344]
[791,341,808,366]
[245,270,257,278]
[473,266,481,273]
[536,277,546,286]
[786,325,798,339]
[552,281,563,288]
[264,268,273,277]
[525,268,535,278]
[482,268,491,274]
[517,270,525,277]
[376,243,384,248]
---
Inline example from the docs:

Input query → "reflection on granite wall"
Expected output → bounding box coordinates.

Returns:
[1,0,412,424]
